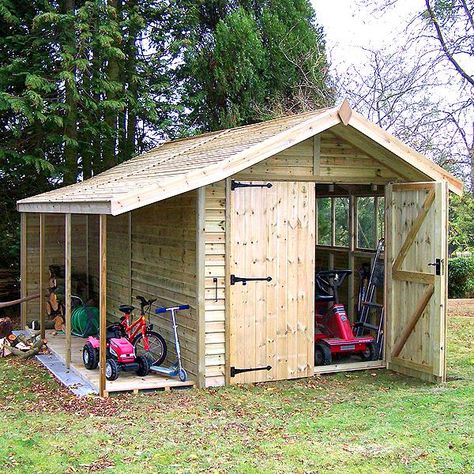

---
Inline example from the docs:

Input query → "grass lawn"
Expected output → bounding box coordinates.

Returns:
[0,312,473,473]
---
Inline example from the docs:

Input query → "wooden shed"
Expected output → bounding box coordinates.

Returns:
[17,101,463,396]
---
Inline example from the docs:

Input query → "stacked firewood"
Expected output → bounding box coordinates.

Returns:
[47,265,66,331]
[0,317,47,358]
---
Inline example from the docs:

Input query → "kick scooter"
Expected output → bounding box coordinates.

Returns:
[150,304,189,382]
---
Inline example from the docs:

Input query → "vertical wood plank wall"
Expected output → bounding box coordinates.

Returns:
[107,213,130,321]
[87,215,100,301]
[203,182,226,387]
[24,213,39,322]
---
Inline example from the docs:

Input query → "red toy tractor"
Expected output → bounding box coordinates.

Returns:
[82,324,150,380]
[315,270,376,365]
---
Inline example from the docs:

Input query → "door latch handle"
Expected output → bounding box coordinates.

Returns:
[428,258,443,276]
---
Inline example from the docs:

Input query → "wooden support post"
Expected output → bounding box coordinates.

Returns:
[443,183,448,378]
[313,135,320,176]
[196,187,206,388]
[20,213,27,328]
[65,214,72,368]
[39,214,45,339]
[330,197,336,247]
[128,212,132,303]
[384,185,392,364]
[348,195,355,321]
[224,178,232,386]
[329,197,335,270]
[99,214,107,397]
[374,196,380,243]
[85,215,89,300]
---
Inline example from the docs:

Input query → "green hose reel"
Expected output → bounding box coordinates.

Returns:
[71,305,99,337]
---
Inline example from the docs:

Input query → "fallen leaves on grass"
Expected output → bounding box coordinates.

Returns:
[1,356,122,417]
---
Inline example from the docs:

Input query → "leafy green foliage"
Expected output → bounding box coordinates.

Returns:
[449,193,474,253]
[448,257,474,298]
[0,0,335,273]
[0,0,177,269]
[334,197,349,247]
[317,197,331,245]
[357,197,376,249]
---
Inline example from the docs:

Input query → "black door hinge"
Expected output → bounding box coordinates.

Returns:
[230,365,272,377]
[230,274,272,285]
[428,258,443,276]
[231,180,272,191]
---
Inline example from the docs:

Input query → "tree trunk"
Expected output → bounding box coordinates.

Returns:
[80,40,103,179]
[63,0,78,185]
[470,121,474,196]
[125,2,138,159]
[119,0,138,162]
[102,0,121,171]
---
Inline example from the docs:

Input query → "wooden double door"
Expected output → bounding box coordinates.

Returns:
[229,181,315,384]
[228,179,448,384]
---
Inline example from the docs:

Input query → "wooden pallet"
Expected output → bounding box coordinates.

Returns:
[45,330,196,395]
[102,380,195,397]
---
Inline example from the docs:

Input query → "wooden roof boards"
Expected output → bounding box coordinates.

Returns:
[17,101,463,215]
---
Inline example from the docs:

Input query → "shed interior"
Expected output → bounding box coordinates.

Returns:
[314,183,386,368]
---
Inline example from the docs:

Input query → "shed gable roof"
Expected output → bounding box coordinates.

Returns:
[17,101,462,215]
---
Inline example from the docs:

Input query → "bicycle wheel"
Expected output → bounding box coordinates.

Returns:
[133,331,167,367]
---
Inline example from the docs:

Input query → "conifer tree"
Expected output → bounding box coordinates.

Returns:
[176,0,334,131]
[0,0,333,271]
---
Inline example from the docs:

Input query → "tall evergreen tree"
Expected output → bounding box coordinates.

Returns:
[0,0,172,268]
[0,0,333,271]
[176,0,334,131]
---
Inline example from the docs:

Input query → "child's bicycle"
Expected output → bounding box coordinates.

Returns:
[118,296,167,366]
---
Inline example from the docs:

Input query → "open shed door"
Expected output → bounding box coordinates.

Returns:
[386,182,448,382]
[229,181,315,384]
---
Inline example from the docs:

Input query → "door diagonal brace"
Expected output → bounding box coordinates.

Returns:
[392,188,435,272]
[391,283,434,358]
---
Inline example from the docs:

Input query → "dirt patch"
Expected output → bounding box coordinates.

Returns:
[448,299,474,317]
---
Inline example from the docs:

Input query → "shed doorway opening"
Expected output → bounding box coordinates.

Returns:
[314,184,386,373]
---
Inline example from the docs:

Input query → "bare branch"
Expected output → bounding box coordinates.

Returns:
[424,0,474,87]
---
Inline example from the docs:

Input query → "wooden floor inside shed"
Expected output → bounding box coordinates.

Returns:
[45,331,195,395]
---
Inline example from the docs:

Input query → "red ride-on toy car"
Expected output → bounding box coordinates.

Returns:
[315,270,376,365]
[82,324,150,381]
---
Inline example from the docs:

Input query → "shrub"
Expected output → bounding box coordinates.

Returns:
[448,257,474,298]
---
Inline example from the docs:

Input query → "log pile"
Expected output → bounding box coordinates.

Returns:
[0,316,47,358]
[47,265,66,331]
